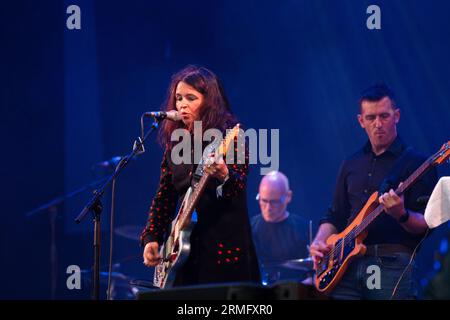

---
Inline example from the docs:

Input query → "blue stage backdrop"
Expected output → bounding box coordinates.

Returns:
[1,0,449,299]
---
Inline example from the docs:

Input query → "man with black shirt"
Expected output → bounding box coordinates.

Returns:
[309,83,437,299]
[251,171,310,285]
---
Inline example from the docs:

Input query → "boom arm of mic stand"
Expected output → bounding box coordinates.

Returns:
[74,119,160,224]
[25,176,109,218]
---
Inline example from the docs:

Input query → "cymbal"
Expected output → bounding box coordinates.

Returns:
[262,257,313,272]
[115,225,142,241]
[81,270,133,288]
[281,257,313,271]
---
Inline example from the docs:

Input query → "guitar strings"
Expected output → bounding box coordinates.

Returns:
[321,148,439,266]
[321,204,384,268]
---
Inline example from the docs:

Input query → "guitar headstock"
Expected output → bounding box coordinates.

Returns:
[217,124,241,157]
[432,141,450,165]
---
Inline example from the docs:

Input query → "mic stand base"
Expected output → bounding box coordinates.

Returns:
[91,196,103,300]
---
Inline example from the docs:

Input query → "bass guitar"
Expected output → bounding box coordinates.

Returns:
[315,141,450,294]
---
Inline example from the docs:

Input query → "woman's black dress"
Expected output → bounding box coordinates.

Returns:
[141,134,260,286]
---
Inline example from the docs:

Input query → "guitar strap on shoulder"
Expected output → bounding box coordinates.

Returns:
[378,146,414,194]
[192,139,222,183]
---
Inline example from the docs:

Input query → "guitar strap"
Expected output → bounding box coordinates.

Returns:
[378,146,414,194]
[192,138,222,183]
[188,139,222,224]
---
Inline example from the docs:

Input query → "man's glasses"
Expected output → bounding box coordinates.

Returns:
[256,193,287,206]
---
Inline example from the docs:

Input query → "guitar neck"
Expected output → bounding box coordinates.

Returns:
[354,154,435,238]
[173,123,241,232]
[177,173,211,229]
[395,157,433,196]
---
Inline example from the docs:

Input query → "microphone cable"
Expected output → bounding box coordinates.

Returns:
[106,158,127,300]
[390,228,430,299]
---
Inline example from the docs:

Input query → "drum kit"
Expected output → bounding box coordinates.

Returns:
[81,225,316,298]
[275,257,314,272]
[114,224,315,269]
[260,257,314,286]
[80,268,137,300]
[80,225,151,299]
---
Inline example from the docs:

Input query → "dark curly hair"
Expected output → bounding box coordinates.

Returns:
[158,65,237,148]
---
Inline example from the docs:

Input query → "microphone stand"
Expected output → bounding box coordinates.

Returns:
[75,117,161,300]
[26,175,109,299]
[26,176,110,218]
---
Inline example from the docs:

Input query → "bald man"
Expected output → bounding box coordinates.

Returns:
[251,171,310,285]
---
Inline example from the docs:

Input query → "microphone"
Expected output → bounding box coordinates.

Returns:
[144,110,181,121]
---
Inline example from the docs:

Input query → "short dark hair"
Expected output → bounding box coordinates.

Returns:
[358,83,396,111]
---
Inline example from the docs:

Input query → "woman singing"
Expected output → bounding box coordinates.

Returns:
[141,65,260,286]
